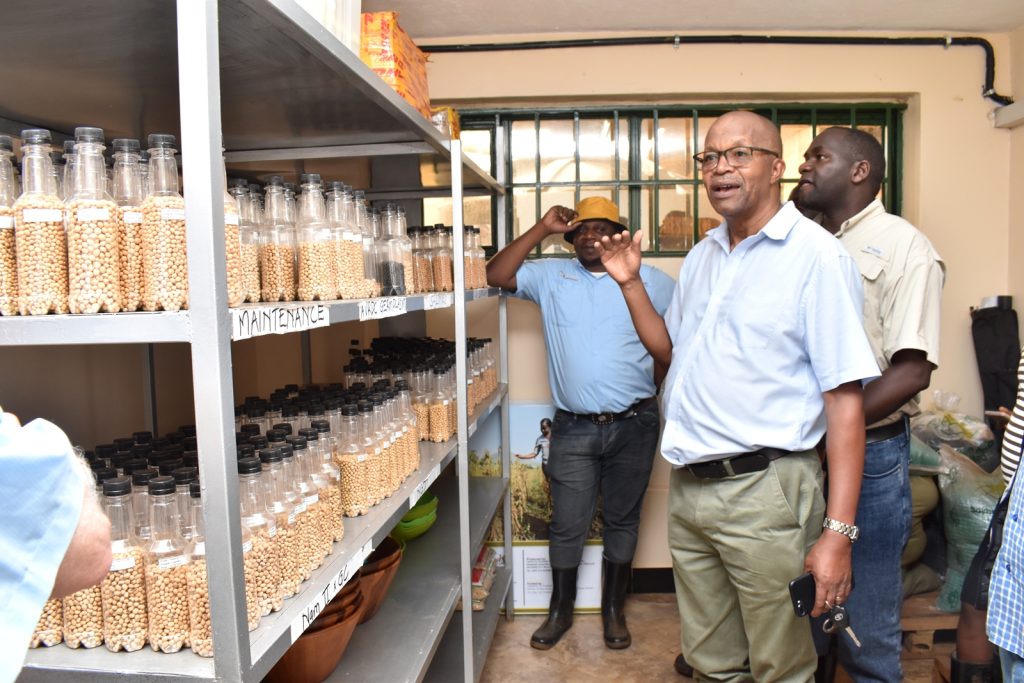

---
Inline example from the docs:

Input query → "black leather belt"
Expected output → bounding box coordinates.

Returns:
[865,418,908,445]
[685,447,791,479]
[558,396,657,425]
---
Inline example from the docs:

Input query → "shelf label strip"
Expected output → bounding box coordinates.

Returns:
[410,463,441,509]
[423,293,454,310]
[231,304,329,341]
[289,540,373,643]
[358,297,408,321]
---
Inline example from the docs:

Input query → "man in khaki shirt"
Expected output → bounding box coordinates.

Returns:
[796,126,945,682]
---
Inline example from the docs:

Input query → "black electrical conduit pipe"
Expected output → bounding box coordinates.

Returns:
[421,34,1014,106]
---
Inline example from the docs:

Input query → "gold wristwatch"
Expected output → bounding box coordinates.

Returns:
[822,517,860,543]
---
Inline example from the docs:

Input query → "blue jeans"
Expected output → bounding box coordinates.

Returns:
[546,401,660,569]
[836,424,911,683]
[1000,647,1024,682]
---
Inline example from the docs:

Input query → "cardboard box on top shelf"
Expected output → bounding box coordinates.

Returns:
[360,11,432,120]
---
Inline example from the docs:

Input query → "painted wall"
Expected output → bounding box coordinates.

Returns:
[1010,27,1024,306]
[426,31,1020,566]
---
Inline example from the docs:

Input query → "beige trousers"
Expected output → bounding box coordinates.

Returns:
[669,451,826,683]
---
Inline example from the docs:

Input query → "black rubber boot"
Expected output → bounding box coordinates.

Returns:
[530,567,577,650]
[674,653,695,677]
[951,652,998,683]
[602,558,632,649]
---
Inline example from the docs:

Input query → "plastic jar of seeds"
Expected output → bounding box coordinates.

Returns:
[112,139,144,311]
[30,599,63,648]
[66,127,122,314]
[100,476,148,652]
[141,134,187,312]
[310,420,344,544]
[62,585,103,649]
[260,177,296,302]
[0,135,18,315]
[14,129,68,315]
[296,174,336,301]
[239,457,284,615]
[431,225,454,293]
[337,404,371,516]
[222,162,244,307]
[258,449,303,600]
[144,476,191,653]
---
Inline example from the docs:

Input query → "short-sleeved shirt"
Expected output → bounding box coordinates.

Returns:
[834,200,945,427]
[0,412,87,680]
[660,202,880,466]
[514,258,676,414]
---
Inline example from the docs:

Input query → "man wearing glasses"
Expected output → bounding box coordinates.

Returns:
[796,127,944,683]
[486,197,675,651]
[597,110,878,680]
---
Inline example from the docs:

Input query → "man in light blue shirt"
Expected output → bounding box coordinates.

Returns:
[598,111,879,681]
[487,197,675,652]
[0,410,112,681]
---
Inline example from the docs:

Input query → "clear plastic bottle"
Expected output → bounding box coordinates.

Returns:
[411,226,435,295]
[111,139,144,312]
[66,127,122,314]
[284,436,323,573]
[355,191,380,297]
[138,149,150,198]
[222,161,244,307]
[14,128,68,315]
[144,475,190,653]
[101,475,148,652]
[278,443,316,579]
[238,457,282,616]
[0,136,17,315]
[48,149,64,200]
[282,182,297,224]
[131,468,157,543]
[309,420,344,543]
[395,379,421,475]
[259,176,296,302]
[258,448,302,601]
[470,226,487,289]
[184,482,212,656]
[172,466,198,542]
[30,599,63,648]
[431,224,453,293]
[296,174,336,301]
[62,579,103,649]
[141,134,188,311]
[428,365,451,443]
[358,400,385,506]
[379,203,412,296]
[229,179,259,304]
[326,181,346,299]
[338,184,364,299]
[337,404,370,517]
[61,139,76,201]
[292,433,331,564]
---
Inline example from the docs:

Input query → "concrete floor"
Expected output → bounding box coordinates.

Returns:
[480,593,940,682]
[481,594,691,683]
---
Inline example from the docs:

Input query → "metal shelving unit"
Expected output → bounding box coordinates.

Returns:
[3,1,511,681]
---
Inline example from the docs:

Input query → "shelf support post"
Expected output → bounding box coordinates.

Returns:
[176,1,250,679]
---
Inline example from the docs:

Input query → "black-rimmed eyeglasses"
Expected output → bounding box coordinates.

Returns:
[693,146,780,171]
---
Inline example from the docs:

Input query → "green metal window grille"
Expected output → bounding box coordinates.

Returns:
[455,104,904,257]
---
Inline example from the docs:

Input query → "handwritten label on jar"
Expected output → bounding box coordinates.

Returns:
[409,463,441,509]
[109,555,137,572]
[423,292,454,310]
[242,540,253,554]
[21,208,62,223]
[293,501,307,515]
[268,526,277,539]
[157,555,188,570]
[305,494,318,506]
[122,211,143,224]
[357,296,407,321]
[231,303,329,341]
[224,213,240,226]
[0,217,14,229]
[289,539,373,643]
[77,207,110,222]
[161,208,186,221]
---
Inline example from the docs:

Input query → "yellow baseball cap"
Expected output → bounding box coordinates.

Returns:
[565,197,628,244]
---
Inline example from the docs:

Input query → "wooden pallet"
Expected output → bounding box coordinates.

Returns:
[901,591,959,660]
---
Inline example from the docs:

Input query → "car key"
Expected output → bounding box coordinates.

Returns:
[823,604,862,648]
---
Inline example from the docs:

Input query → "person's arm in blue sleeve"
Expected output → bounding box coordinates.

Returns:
[486,205,577,293]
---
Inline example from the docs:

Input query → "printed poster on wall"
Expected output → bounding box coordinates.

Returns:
[468,403,603,613]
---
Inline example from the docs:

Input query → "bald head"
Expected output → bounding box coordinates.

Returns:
[708,111,783,156]
[702,111,786,233]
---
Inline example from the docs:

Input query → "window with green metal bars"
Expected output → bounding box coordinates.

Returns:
[423,104,904,257]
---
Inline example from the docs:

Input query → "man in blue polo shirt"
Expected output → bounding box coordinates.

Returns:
[487,197,675,651]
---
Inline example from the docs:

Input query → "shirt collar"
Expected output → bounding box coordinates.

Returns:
[709,202,798,251]
[835,199,885,238]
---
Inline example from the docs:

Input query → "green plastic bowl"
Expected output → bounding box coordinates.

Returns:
[391,509,437,542]
[403,492,438,522]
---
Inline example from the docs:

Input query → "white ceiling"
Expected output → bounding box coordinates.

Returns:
[361,0,1024,41]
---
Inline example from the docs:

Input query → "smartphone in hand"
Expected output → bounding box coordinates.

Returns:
[789,572,815,617]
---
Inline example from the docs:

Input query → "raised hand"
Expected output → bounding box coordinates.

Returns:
[596,229,644,285]
[539,205,578,236]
